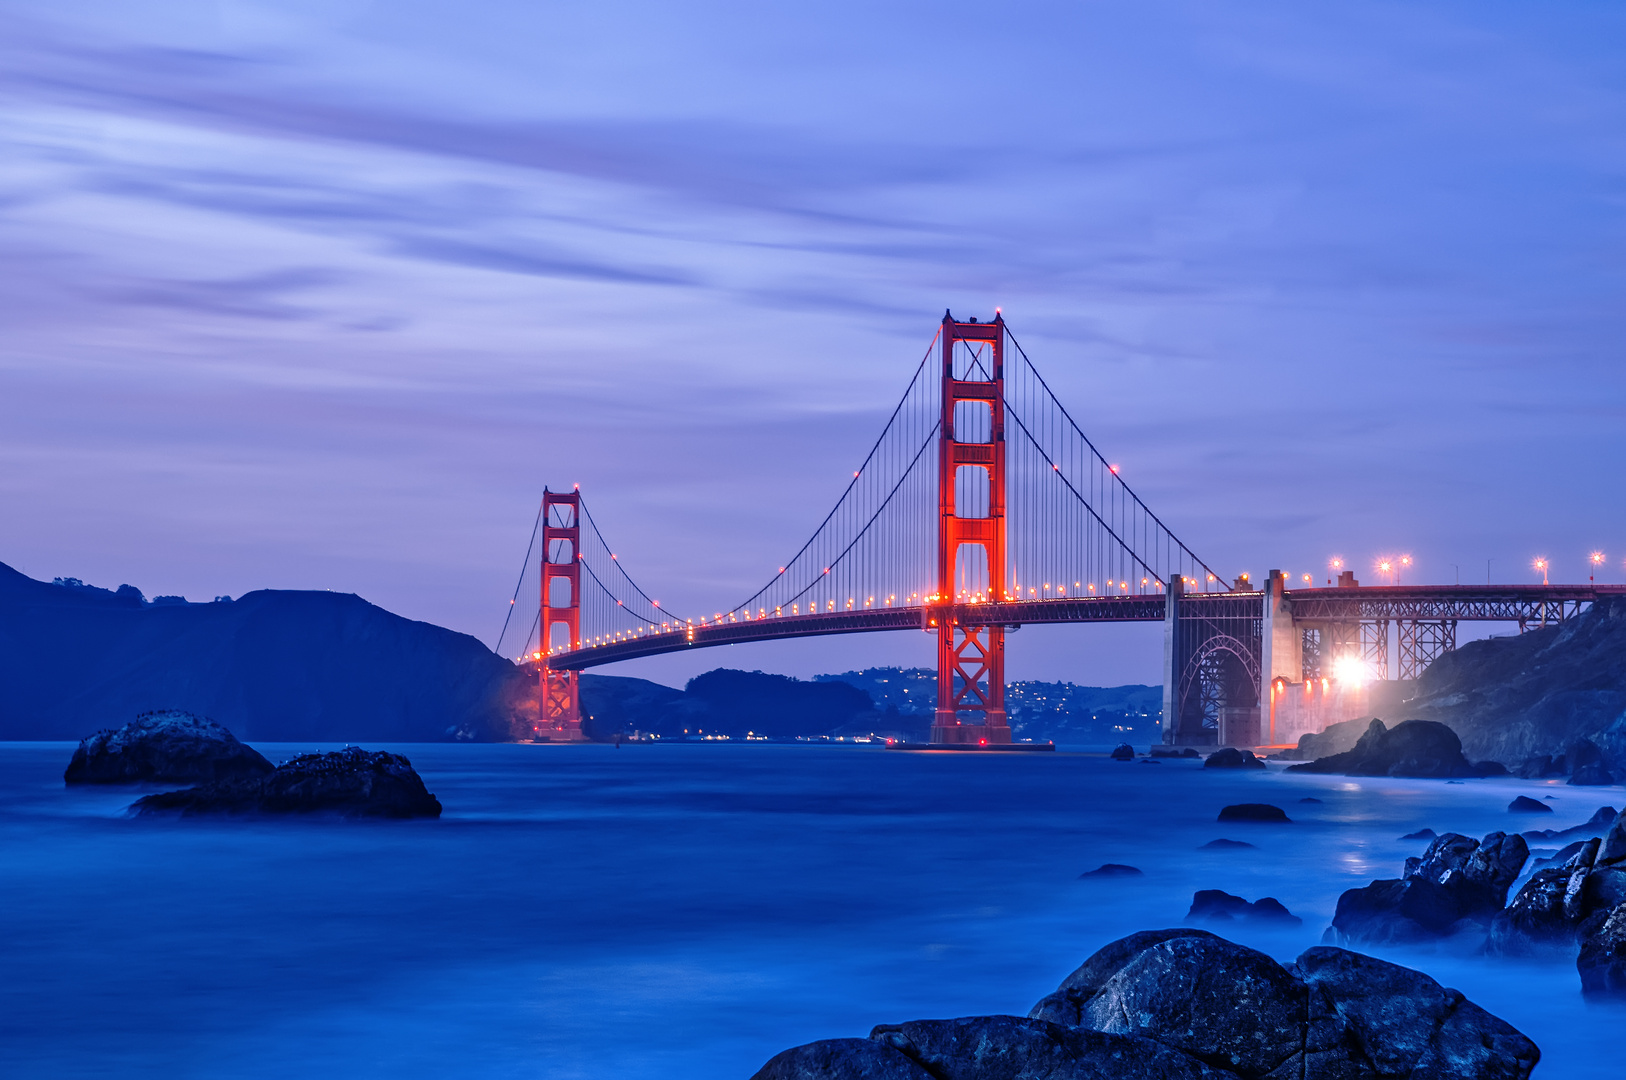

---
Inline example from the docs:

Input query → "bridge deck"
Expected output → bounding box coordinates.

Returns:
[547,583,1626,670]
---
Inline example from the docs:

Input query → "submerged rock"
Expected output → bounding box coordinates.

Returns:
[1203,747,1265,770]
[1509,795,1553,813]
[1332,830,1528,944]
[64,710,273,785]
[1285,718,1503,779]
[131,747,442,818]
[753,928,1541,1079]
[1109,743,1135,761]
[1200,838,1256,850]
[1400,828,1438,840]
[1080,864,1143,879]
[1186,889,1301,926]
[1150,746,1200,758]
[1217,803,1290,823]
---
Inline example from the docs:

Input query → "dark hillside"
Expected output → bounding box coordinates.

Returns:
[1400,596,1626,763]
[0,561,529,742]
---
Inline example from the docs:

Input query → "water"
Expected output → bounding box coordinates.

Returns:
[0,742,1620,1078]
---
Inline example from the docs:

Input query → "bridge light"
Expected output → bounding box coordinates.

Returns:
[1333,655,1366,688]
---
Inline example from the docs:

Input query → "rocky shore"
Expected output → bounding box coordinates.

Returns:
[752,928,1539,1079]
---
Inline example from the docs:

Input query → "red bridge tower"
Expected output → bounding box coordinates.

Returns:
[539,488,586,741]
[933,312,1011,744]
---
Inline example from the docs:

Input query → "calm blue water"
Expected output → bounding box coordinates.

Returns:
[0,742,1619,1078]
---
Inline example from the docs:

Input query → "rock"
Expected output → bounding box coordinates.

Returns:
[1081,864,1144,878]
[751,1038,931,1080]
[131,747,442,818]
[1110,743,1135,761]
[1200,839,1256,850]
[756,927,1541,1080]
[1578,904,1626,998]
[1565,739,1618,786]
[1509,795,1552,813]
[1186,889,1302,926]
[1150,746,1201,758]
[1299,797,1322,803]
[1489,814,1626,955]
[1269,716,1375,762]
[63,710,274,785]
[1203,747,1265,770]
[868,1017,1225,1080]
[1518,753,1566,779]
[1294,946,1540,1078]
[1332,831,1528,944]
[1217,803,1291,823]
[1284,719,1499,779]
[1138,758,1163,765]
[1400,828,1437,840]
[1522,805,1617,842]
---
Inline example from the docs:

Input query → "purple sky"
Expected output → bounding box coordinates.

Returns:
[3,2,1624,687]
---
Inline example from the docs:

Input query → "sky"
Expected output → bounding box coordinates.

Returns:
[2,1,1624,687]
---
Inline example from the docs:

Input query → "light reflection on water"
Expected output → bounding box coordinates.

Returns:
[0,741,1619,1078]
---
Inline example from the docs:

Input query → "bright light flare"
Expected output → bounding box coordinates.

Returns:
[1333,656,1367,687]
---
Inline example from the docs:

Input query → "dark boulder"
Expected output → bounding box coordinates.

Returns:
[1203,748,1265,770]
[1509,795,1552,813]
[1566,739,1618,785]
[1150,746,1201,758]
[1489,814,1626,954]
[1268,716,1374,762]
[751,1038,931,1079]
[1110,743,1135,761]
[1400,828,1437,840]
[63,710,273,785]
[1578,904,1626,998]
[1285,719,1500,779]
[868,1017,1226,1080]
[1081,864,1143,878]
[1200,839,1256,850]
[1217,803,1290,823]
[1186,889,1301,926]
[756,928,1540,1079]
[131,747,442,818]
[1332,831,1528,944]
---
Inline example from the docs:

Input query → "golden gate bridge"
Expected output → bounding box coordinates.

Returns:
[496,312,1623,747]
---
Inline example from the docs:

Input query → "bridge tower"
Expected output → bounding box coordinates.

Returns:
[933,311,1011,744]
[539,488,586,741]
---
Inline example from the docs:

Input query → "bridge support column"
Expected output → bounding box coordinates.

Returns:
[539,489,587,742]
[1258,570,1300,746]
[932,311,1011,744]
[1161,576,1184,745]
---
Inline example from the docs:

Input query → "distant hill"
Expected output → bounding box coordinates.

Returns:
[0,562,530,742]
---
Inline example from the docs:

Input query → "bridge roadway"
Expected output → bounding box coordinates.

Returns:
[547,583,1626,670]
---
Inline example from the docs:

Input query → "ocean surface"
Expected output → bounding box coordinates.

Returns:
[1,741,1620,1078]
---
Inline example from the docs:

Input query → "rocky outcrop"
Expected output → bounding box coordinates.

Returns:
[1081,864,1143,878]
[1285,719,1504,778]
[131,747,442,818]
[1488,815,1626,955]
[1578,905,1626,998]
[1397,594,1626,766]
[1110,743,1135,761]
[1517,738,1622,786]
[1331,831,1528,944]
[1186,890,1301,926]
[1268,716,1376,761]
[63,710,273,785]
[1508,795,1551,813]
[1150,747,1200,758]
[753,928,1540,1079]
[1218,803,1290,823]
[1203,748,1265,770]
[1523,805,1616,843]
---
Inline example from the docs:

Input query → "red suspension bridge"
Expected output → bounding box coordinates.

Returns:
[496,312,1622,747]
